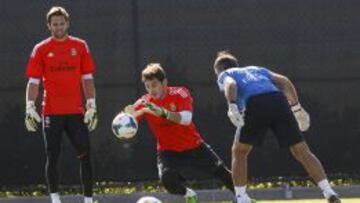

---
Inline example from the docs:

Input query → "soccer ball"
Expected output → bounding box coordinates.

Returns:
[111,112,138,139]
[136,196,162,203]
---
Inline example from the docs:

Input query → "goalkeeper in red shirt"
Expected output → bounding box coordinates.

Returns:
[24,6,97,203]
[124,63,234,203]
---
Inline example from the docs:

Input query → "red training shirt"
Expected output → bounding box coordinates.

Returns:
[26,36,96,115]
[135,86,204,152]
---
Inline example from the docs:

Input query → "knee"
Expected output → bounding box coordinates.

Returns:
[232,143,251,158]
[77,152,90,161]
[46,149,61,164]
[160,169,184,194]
[160,169,178,186]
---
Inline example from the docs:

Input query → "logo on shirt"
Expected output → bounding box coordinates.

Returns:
[170,103,177,111]
[71,48,77,56]
[47,52,54,58]
[50,61,76,72]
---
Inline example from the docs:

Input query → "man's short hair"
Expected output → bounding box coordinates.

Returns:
[142,63,166,82]
[47,6,70,24]
[213,50,239,72]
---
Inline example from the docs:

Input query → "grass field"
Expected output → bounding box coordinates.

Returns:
[209,199,360,203]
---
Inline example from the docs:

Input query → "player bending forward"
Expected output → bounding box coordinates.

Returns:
[213,50,341,203]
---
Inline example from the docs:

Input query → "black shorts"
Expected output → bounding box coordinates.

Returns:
[157,143,224,180]
[42,114,90,156]
[237,92,304,148]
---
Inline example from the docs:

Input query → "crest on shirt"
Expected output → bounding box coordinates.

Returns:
[71,48,77,56]
[47,52,54,58]
[169,103,176,111]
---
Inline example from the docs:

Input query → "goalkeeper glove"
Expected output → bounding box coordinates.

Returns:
[123,104,143,118]
[142,100,169,119]
[25,101,41,132]
[227,103,244,127]
[291,103,310,132]
[84,98,98,131]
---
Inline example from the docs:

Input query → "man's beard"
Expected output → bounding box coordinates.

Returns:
[53,31,67,40]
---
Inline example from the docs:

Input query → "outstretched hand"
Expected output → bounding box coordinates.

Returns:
[142,100,169,119]
[123,103,151,118]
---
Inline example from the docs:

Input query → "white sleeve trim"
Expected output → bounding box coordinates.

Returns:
[81,73,93,80]
[179,111,192,125]
[28,77,40,85]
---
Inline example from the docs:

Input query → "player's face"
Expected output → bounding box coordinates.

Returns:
[47,15,69,40]
[144,78,167,100]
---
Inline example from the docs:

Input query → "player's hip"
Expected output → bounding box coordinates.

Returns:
[245,91,291,115]
[155,135,203,152]
[42,114,86,128]
[157,143,224,173]
[42,103,84,115]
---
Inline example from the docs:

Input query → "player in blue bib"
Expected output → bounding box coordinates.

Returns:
[217,66,279,111]
[213,50,341,203]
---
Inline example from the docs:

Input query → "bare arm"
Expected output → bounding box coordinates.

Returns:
[271,72,310,131]
[25,79,42,132]
[82,74,98,131]
[26,80,40,102]
[223,76,244,127]
[82,77,96,100]
[224,76,238,103]
[270,72,298,105]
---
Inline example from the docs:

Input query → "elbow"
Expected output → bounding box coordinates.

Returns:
[283,76,291,83]
[277,76,292,88]
[224,81,237,94]
[228,81,237,90]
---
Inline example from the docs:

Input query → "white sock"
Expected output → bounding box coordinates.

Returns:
[84,196,93,203]
[318,179,337,198]
[184,188,196,198]
[235,186,247,197]
[236,194,251,203]
[50,193,61,203]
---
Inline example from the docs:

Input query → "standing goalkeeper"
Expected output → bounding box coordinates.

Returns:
[213,50,341,203]
[24,6,97,203]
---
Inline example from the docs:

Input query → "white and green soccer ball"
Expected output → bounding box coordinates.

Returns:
[111,112,138,139]
[136,196,162,203]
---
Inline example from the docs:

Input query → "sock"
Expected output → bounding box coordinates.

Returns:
[184,188,196,198]
[50,193,61,203]
[84,196,93,203]
[234,186,247,197]
[318,179,337,198]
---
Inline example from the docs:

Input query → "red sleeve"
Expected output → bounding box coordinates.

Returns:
[81,41,96,74]
[26,45,44,78]
[175,88,193,111]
